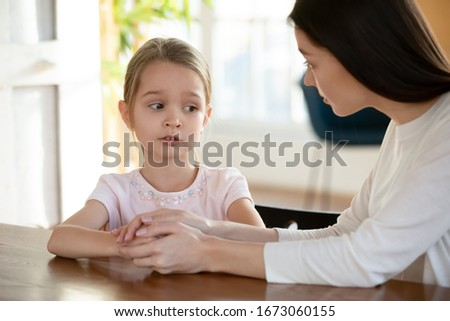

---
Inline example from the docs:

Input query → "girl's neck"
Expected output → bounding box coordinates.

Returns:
[139,163,199,193]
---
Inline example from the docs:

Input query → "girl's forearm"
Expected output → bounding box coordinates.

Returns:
[47,225,118,258]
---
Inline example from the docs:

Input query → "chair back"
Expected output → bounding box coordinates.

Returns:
[256,205,339,229]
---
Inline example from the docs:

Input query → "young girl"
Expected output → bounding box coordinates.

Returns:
[116,0,450,287]
[47,38,264,258]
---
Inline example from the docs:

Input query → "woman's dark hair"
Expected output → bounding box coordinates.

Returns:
[289,0,450,102]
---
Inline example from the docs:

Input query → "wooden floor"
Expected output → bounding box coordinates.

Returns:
[250,184,353,213]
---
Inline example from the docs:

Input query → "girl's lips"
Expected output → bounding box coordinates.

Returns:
[160,134,184,146]
[160,133,181,142]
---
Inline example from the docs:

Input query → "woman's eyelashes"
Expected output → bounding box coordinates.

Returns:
[303,60,314,69]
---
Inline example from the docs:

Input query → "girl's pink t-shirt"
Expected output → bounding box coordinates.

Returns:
[87,166,253,230]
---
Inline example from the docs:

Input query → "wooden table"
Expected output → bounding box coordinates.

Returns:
[1,223,449,301]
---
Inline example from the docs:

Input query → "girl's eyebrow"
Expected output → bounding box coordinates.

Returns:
[184,91,203,99]
[141,90,163,97]
[141,89,203,100]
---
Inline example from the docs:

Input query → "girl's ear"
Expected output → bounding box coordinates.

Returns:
[202,105,213,128]
[118,100,132,129]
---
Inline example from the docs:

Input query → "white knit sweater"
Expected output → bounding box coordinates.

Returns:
[264,92,450,287]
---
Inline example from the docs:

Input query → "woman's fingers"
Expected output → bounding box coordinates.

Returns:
[113,210,189,244]
[130,221,180,240]
[118,239,156,259]
[114,214,149,243]
[119,222,205,274]
[139,209,211,233]
[111,227,123,237]
[118,224,176,259]
[140,209,182,224]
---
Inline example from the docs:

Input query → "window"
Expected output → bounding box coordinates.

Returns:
[145,0,308,129]
[208,0,306,124]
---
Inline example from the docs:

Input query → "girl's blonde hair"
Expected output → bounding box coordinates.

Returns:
[123,37,212,127]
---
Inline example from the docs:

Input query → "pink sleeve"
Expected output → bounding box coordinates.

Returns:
[86,174,121,230]
[219,168,254,216]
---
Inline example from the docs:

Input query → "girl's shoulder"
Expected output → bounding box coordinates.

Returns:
[198,165,248,188]
[96,169,141,189]
[199,165,244,179]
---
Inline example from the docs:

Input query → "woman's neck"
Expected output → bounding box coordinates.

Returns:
[374,95,440,125]
[139,163,199,193]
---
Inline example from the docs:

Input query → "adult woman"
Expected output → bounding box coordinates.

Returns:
[117,0,450,287]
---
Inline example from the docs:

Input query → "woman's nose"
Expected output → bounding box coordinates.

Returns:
[303,69,316,87]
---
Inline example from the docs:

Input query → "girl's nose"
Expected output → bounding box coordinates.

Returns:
[164,117,181,128]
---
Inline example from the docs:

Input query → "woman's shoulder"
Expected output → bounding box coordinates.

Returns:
[435,91,450,117]
[424,91,450,133]
[390,92,450,139]
[422,91,449,117]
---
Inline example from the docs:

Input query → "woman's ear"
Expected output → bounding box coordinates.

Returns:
[118,100,132,129]
[202,105,213,128]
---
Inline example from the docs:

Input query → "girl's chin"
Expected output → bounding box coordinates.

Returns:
[144,152,192,166]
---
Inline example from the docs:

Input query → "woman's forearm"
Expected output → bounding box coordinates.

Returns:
[208,220,279,242]
[47,225,118,258]
[202,236,266,279]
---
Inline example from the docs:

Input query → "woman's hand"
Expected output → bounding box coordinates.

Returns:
[118,221,210,274]
[112,209,215,244]
[111,213,150,243]
[119,219,267,279]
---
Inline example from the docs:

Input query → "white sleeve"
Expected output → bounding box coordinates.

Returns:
[276,169,374,241]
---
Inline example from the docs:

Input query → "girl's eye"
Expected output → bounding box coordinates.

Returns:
[148,103,164,110]
[183,105,198,113]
